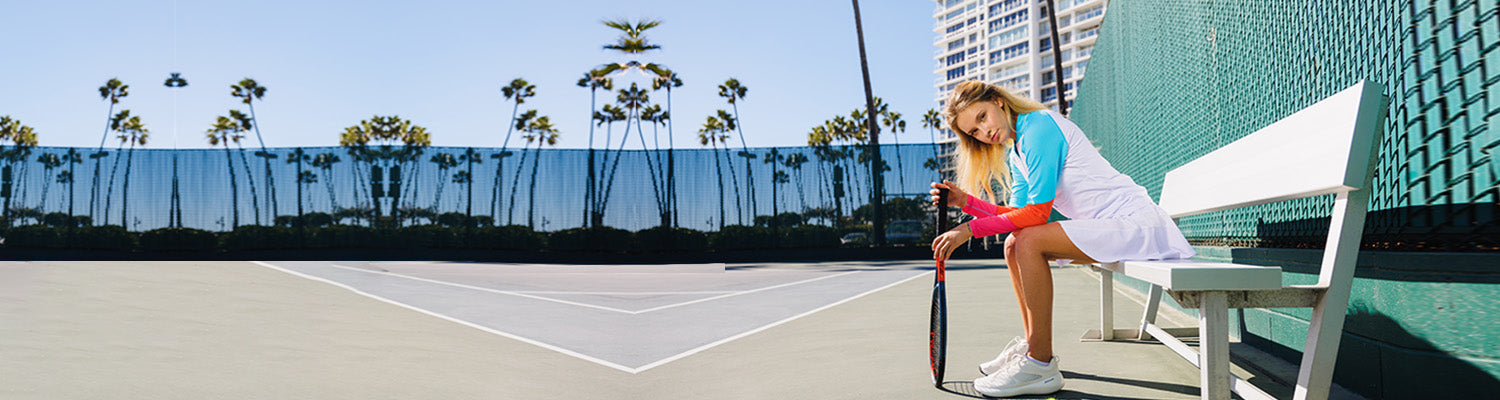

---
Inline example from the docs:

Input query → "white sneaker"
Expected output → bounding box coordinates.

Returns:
[973,355,1064,398]
[979,336,1028,375]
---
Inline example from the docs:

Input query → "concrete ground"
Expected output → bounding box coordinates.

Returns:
[0,259,1308,399]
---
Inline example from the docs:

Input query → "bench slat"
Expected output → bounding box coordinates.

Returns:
[1097,260,1283,291]
[1158,81,1386,218]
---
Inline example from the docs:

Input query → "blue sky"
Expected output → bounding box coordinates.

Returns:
[0,0,940,150]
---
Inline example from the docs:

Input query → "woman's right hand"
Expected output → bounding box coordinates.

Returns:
[929,180,969,209]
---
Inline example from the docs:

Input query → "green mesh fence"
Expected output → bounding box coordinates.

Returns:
[1069,0,1498,251]
[0,144,939,234]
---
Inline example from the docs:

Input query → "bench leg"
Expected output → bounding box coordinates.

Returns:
[1099,267,1115,340]
[1140,284,1163,340]
[1199,291,1230,400]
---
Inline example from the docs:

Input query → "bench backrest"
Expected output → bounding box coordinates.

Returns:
[1158,81,1387,219]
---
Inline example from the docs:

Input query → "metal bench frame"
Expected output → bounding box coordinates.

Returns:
[1081,81,1388,400]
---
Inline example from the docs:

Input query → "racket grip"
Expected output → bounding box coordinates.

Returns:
[936,188,949,233]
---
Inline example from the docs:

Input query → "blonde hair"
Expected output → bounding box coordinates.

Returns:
[943,80,1049,203]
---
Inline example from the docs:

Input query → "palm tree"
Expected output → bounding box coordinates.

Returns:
[207,112,251,228]
[91,78,128,221]
[921,108,945,179]
[231,78,278,219]
[100,109,139,224]
[640,103,673,227]
[597,84,660,227]
[697,115,728,230]
[715,109,744,224]
[310,153,342,211]
[35,153,62,210]
[0,117,38,226]
[718,78,755,221]
[577,69,613,227]
[61,149,81,218]
[879,106,907,195]
[783,152,810,212]
[523,116,559,229]
[459,147,482,217]
[112,112,148,228]
[285,148,310,217]
[650,71,683,227]
[495,78,535,220]
[429,152,459,210]
[763,148,785,225]
[505,110,538,224]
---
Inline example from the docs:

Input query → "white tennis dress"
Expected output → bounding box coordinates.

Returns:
[964,110,1195,262]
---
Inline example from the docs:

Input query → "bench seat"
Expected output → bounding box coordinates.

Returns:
[1096,260,1283,291]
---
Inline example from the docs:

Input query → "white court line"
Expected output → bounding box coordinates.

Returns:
[252,261,928,374]
[630,271,859,314]
[510,290,738,295]
[248,261,639,374]
[325,263,638,314]
[327,263,857,315]
[631,270,932,372]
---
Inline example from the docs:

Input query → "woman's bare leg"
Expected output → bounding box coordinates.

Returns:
[1003,236,1032,338]
[1005,222,1097,362]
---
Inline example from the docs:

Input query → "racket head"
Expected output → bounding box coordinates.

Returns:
[929,280,947,386]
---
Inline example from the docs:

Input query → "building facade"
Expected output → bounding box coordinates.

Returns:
[931,0,1108,176]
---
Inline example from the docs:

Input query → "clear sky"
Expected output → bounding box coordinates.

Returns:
[0,0,941,150]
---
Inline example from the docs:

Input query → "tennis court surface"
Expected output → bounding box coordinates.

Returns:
[1,260,1309,399]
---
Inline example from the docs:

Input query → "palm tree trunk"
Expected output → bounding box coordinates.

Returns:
[466,157,475,217]
[120,145,134,228]
[90,103,114,220]
[248,103,278,222]
[103,144,124,224]
[722,147,742,225]
[666,87,677,227]
[225,145,240,228]
[527,145,543,229]
[236,146,260,225]
[324,167,338,211]
[732,102,755,221]
[507,142,530,225]
[712,141,725,231]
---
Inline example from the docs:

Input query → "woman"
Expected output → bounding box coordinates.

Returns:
[930,81,1195,397]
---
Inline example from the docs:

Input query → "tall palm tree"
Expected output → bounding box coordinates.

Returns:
[231,78,278,219]
[285,148,310,217]
[310,153,342,211]
[338,116,431,220]
[783,152,810,212]
[640,103,672,227]
[62,149,81,218]
[459,147,482,217]
[577,69,613,227]
[101,110,139,225]
[715,109,744,224]
[207,112,251,228]
[650,71,683,227]
[763,148,784,225]
[429,152,459,210]
[35,153,62,210]
[921,108,944,177]
[0,117,38,226]
[523,116,559,229]
[113,112,148,228]
[718,78,755,221]
[880,107,907,194]
[495,78,535,220]
[697,115,728,230]
[92,78,128,221]
[505,110,538,225]
[598,84,659,226]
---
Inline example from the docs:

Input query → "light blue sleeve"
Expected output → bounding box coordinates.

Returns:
[1015,111,1067,205]
[1008,163,1029,207]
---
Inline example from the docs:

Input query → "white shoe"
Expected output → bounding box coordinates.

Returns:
[973,355,1064,398]
[979,336,1028,375]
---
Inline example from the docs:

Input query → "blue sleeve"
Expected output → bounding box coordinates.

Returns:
[1015,112,1067,205]
[1008,164,1029,207]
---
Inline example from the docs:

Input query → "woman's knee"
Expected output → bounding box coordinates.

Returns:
[1007,226,1042,254]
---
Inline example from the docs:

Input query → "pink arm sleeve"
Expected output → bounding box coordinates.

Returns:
[960,194,1017,218]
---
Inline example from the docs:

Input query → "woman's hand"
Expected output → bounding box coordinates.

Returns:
[930,180,969,209]
[931,222,973,262]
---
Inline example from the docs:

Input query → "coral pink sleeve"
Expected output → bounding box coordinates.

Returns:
[960,194,1017,218]
[968,201,1054,238]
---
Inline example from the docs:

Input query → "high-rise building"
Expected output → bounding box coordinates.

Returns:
[931,0,1109,174]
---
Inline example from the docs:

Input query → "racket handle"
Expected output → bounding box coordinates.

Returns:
[936,188,949,233]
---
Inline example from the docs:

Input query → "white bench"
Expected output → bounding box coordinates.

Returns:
[1081,81,1387,400]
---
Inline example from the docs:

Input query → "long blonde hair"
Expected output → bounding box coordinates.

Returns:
[943,80,1048,203]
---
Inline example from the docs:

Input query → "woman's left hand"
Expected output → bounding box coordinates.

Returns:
[931,222,973,262]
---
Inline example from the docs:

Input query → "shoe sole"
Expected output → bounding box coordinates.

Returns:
[975,374,1064,398]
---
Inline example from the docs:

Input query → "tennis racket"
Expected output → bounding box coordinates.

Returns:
[929,188,949,387]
